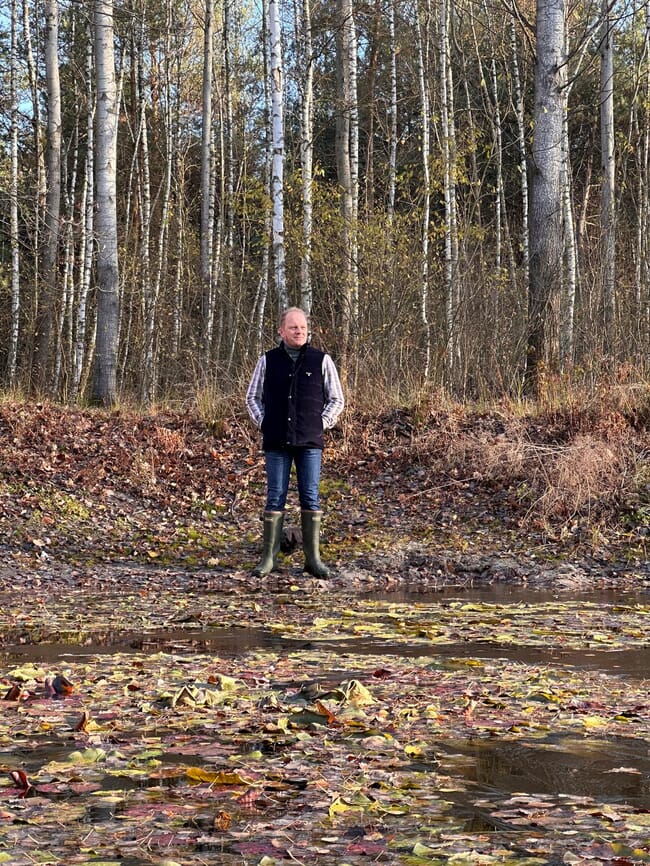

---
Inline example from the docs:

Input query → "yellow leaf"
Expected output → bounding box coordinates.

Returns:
[186,767,253,786]
[342,679,374,706]
[328,795,369,819]
[582,715,608,729]
[412,842,439,856]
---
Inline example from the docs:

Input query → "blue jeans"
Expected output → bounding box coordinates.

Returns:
[265,447,322,511]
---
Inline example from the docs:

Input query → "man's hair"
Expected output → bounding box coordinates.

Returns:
[279,306,309,327]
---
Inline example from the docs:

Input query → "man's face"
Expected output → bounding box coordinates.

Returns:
[279,311,309,348]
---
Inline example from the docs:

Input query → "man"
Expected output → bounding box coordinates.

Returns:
[246,307,345,577]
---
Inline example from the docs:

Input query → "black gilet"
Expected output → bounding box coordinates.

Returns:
[261,344,325,450]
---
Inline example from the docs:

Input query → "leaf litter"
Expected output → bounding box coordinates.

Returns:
[2,602,650,864]
[0,403,650,863]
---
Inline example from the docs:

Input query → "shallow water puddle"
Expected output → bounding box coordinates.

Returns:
[3,584,650,865]
[4,624,650,678]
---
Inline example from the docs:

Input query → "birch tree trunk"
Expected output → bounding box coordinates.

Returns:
[223,0,238,366]
[336,0,358,376]
[137,11,154,402]
[387,0,398,224]
[416,0,432,380]
[440,0,460,379]
[526,0,566,393]
[253,0,273,348]
[92,0,120,406]
[200,0,216,365]
[145,0,174,394]
[364,0,381,215]
[299,0,314,313]
[600,0,616,356]
[22,0,45,322]
[73,36,95,399]
[348,1,359,337]
[35,0,62,389]
[8,0,20,385]
[636,0,650,342]
[55,105,79,396]
[269,0,288,311]
[561,107,577,365]
[510,19,529,290]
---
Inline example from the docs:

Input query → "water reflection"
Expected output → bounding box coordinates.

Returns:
[438,734,650,806]
[3,626,650,680]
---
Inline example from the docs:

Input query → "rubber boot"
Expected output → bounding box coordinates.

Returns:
[301,510,330,577]
[252,511,284,576]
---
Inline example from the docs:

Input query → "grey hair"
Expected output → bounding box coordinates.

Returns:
[279,306,309,327]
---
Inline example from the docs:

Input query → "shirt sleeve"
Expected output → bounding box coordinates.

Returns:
[245,355,266,428]
[321,354,345,429]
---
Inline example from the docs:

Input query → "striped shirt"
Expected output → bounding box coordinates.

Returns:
[246,348,345,431]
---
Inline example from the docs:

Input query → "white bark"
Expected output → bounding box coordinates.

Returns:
[138,15,154,402]
[37,0,62,386]
[600,0,616,353]
[387,0,398,224]
[148,0,174,394]
[299,0,314,313]
[440,0,459,377]
[510,19,529,290]
[22,0,45,309]
[223,0,238,367]
[253,0,273,349]
[56,108,79,395]
[561,107,577,365]
[74,36,95,398]
[93,0,120,405]
[636,0,650,332]
[348,0,359,332]
[416,0,432,380]
[200,0,216,361]
[8,0,20,385]
[527,0,567,389]
[269,0,287,311]
[336,0,358,371]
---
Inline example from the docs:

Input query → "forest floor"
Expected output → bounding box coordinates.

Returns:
[0,396,648,595]
[1,397,650,866]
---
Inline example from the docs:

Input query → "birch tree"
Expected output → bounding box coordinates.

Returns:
[439,0,460,379]
[252,0,273,347]
[635,0,650,339]
[35,0,62,389]
[299,0,314,313]
[415,0,432,379]
[510,18,530,290]
[269,0,288,311]
[73,36,95,398]
[134,9,154,402]
[526,0,567,392]
[22,0,45,319]
[600,0,616,355]
[8,0,20,385]
[92,0,120,405]
[200,0,216,364]
[336,0,359,374]
[387,0,398,224]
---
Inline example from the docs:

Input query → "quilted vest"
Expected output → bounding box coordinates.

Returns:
[261,344,325,450]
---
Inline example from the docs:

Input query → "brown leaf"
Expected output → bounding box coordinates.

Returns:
[214,810,231,831]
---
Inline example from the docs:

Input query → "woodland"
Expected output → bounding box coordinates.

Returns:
[1,0,650,405]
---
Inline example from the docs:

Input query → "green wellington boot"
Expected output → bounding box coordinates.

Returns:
[252,511,284,576]
[301,510,330,577]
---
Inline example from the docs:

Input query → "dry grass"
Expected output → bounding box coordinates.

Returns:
[375,379,650,528]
